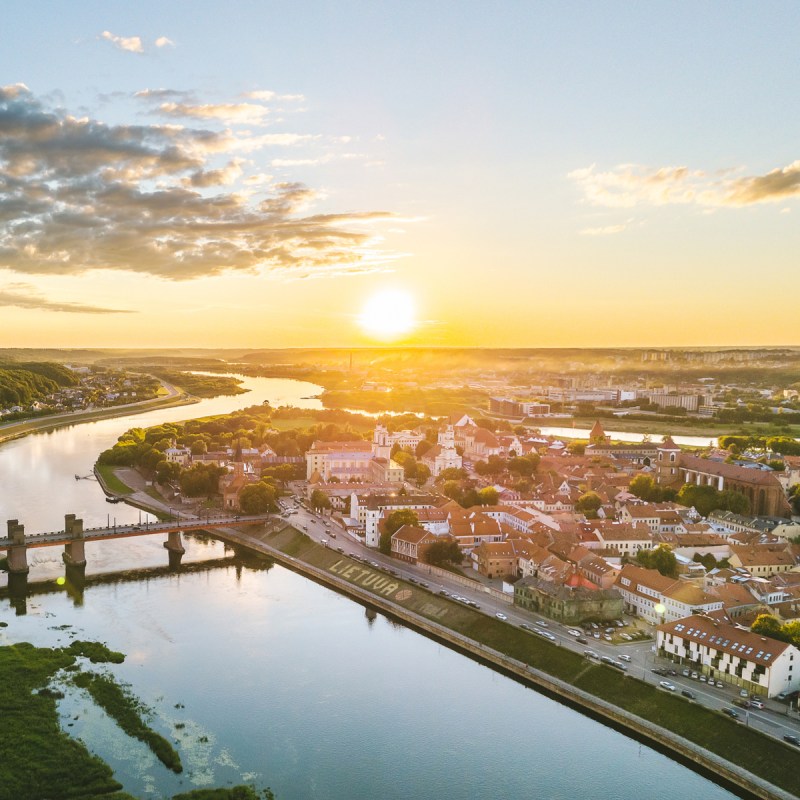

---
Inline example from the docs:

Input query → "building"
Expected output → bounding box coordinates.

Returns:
[305,433,404,483]
[390,525,445,564]
[655,439,791,517]
[420,424,463,476]
[657,614,800,697]
[514,577,623,624]
[614,564,722,624]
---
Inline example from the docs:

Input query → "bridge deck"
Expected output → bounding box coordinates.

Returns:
[0,515,271,550]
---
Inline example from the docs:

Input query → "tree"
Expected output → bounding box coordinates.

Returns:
[180,463,226,498]
[379,509,419,554]
[476,486,499,506]
[507,455,538,477]
[629,474,662,502]
[414,463,431,487]
[392,450,417,480]
[442,480,463,502]
[423,539,463,567]
[437,467,467,482]
[310,489,331,510]
[239,481,278,514]
[636,545,678,578]
[751,614,785,640]
[567,441,586,455]
[155,460,182,485]
[415,440,433,458]
[576,491,602,518]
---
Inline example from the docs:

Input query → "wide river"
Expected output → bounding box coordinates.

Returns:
[0,375,736,799]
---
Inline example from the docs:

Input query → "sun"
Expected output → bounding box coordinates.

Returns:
[358,289,416,340]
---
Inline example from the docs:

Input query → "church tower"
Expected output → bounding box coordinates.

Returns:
[656,437,682,485]
[372,424,392,460]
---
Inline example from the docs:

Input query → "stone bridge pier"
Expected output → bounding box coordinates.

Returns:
[6,519,28,598]
[62,514,87,579]
[163,530,185,569]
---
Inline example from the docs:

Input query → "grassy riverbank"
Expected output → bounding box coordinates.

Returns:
[95,464,135,495]
[570,415,800,439]
[262,526,800,797]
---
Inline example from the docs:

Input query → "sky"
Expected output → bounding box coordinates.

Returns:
[1,2,799,349]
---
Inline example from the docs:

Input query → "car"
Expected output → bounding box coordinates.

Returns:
[590,622,599,629]
[567,629,581,637]
[659,681,676,691]
[740,689,749,698]
[534,620,548,628]
[681,669,691,677]
[618,654,631,662]
[784,734,800,746]
[593,632,600,638]
[699,675,707,683]
[605,627,615,634]
[776,691,790,700]
[495,613,508,621]
[666,669,677,676]
[388,569,398,576]
[723,708,740,719]
[621,633,632,641]
[520,623,532,631]
[651,668,667,676]
[584,650,599,659]
[715,681,724,688]
[336,547,344,553]
[615,620,625,628]
[420,582,429,588]
[439,590,449,596]
[603,635,612,642]
[576,637,588,644]
[321,538,328,545]
[601,656,615,665]
[690,671,699,679]
[471,603,481,610]
[750,699,765,709]
[681,690,696,700]
[613,662,627,672]
[734,699,750,709]
[329,531,336,539]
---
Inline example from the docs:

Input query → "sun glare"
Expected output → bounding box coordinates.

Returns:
[358,289,416,340]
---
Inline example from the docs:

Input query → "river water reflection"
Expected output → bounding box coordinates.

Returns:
[0,376,736,798]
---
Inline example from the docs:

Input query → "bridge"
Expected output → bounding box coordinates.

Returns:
[1,512,273,583]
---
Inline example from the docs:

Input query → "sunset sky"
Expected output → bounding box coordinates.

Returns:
[1,2,799,349]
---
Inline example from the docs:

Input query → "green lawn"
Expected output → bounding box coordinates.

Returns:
[95,465,134,495]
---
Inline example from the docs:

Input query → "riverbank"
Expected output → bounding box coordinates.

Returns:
[0,391,199,446]
[211,523,797,800]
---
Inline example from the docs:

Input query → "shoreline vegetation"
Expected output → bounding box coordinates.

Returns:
[0,639,274,800]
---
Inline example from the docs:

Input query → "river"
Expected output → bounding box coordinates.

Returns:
[0,375,736,799]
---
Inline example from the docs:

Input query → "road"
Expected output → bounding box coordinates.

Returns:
[279,484,800,749]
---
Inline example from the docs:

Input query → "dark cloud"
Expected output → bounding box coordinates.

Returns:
[0,84,395,280]
[0,283,132,314]
[725,161,800,205]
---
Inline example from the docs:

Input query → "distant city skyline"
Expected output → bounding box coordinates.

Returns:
[1,2,799,348]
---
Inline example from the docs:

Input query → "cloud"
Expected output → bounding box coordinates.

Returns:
[155,36,175,48]
[0,85,397,281]
[243,90,305,103]
[579,223,628,236]
[134,88,195,102]
[0,283,132,313]
[570,160,800,209]
[101,31,144,54]
[156,101,272,126]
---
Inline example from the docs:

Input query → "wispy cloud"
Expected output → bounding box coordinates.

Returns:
[156,101,272,126]
[570,160,800,209]
[0,284,132,314]
[155,36,175,48]
[243,90,306,103]
[0,85,398,281]
[101,31,144,54]
[579,223,628,236]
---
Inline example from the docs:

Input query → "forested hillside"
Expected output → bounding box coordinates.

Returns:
[0,362,79,407]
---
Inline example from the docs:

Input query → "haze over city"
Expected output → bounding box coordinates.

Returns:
[1,2,799,349]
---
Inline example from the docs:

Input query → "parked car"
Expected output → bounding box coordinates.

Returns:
[750,699,765,709]
[576,637,588,644]
[618,654,631,662]
[740,689,749,698]
[681,690,696,700]
[784,734,800,746]
[723,708,740,719]
[567,629,582,637]
[495,612,508,621]
[535,620,548,628]
[681,669,691,677]
[659,681,676,692]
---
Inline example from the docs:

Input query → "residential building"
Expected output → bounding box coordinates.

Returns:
[657,614,800,697]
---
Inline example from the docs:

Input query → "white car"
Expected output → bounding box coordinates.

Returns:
[495,612,508,621]
[567,629,582,637]
[618,654,631,662]
[659,681,676,691]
